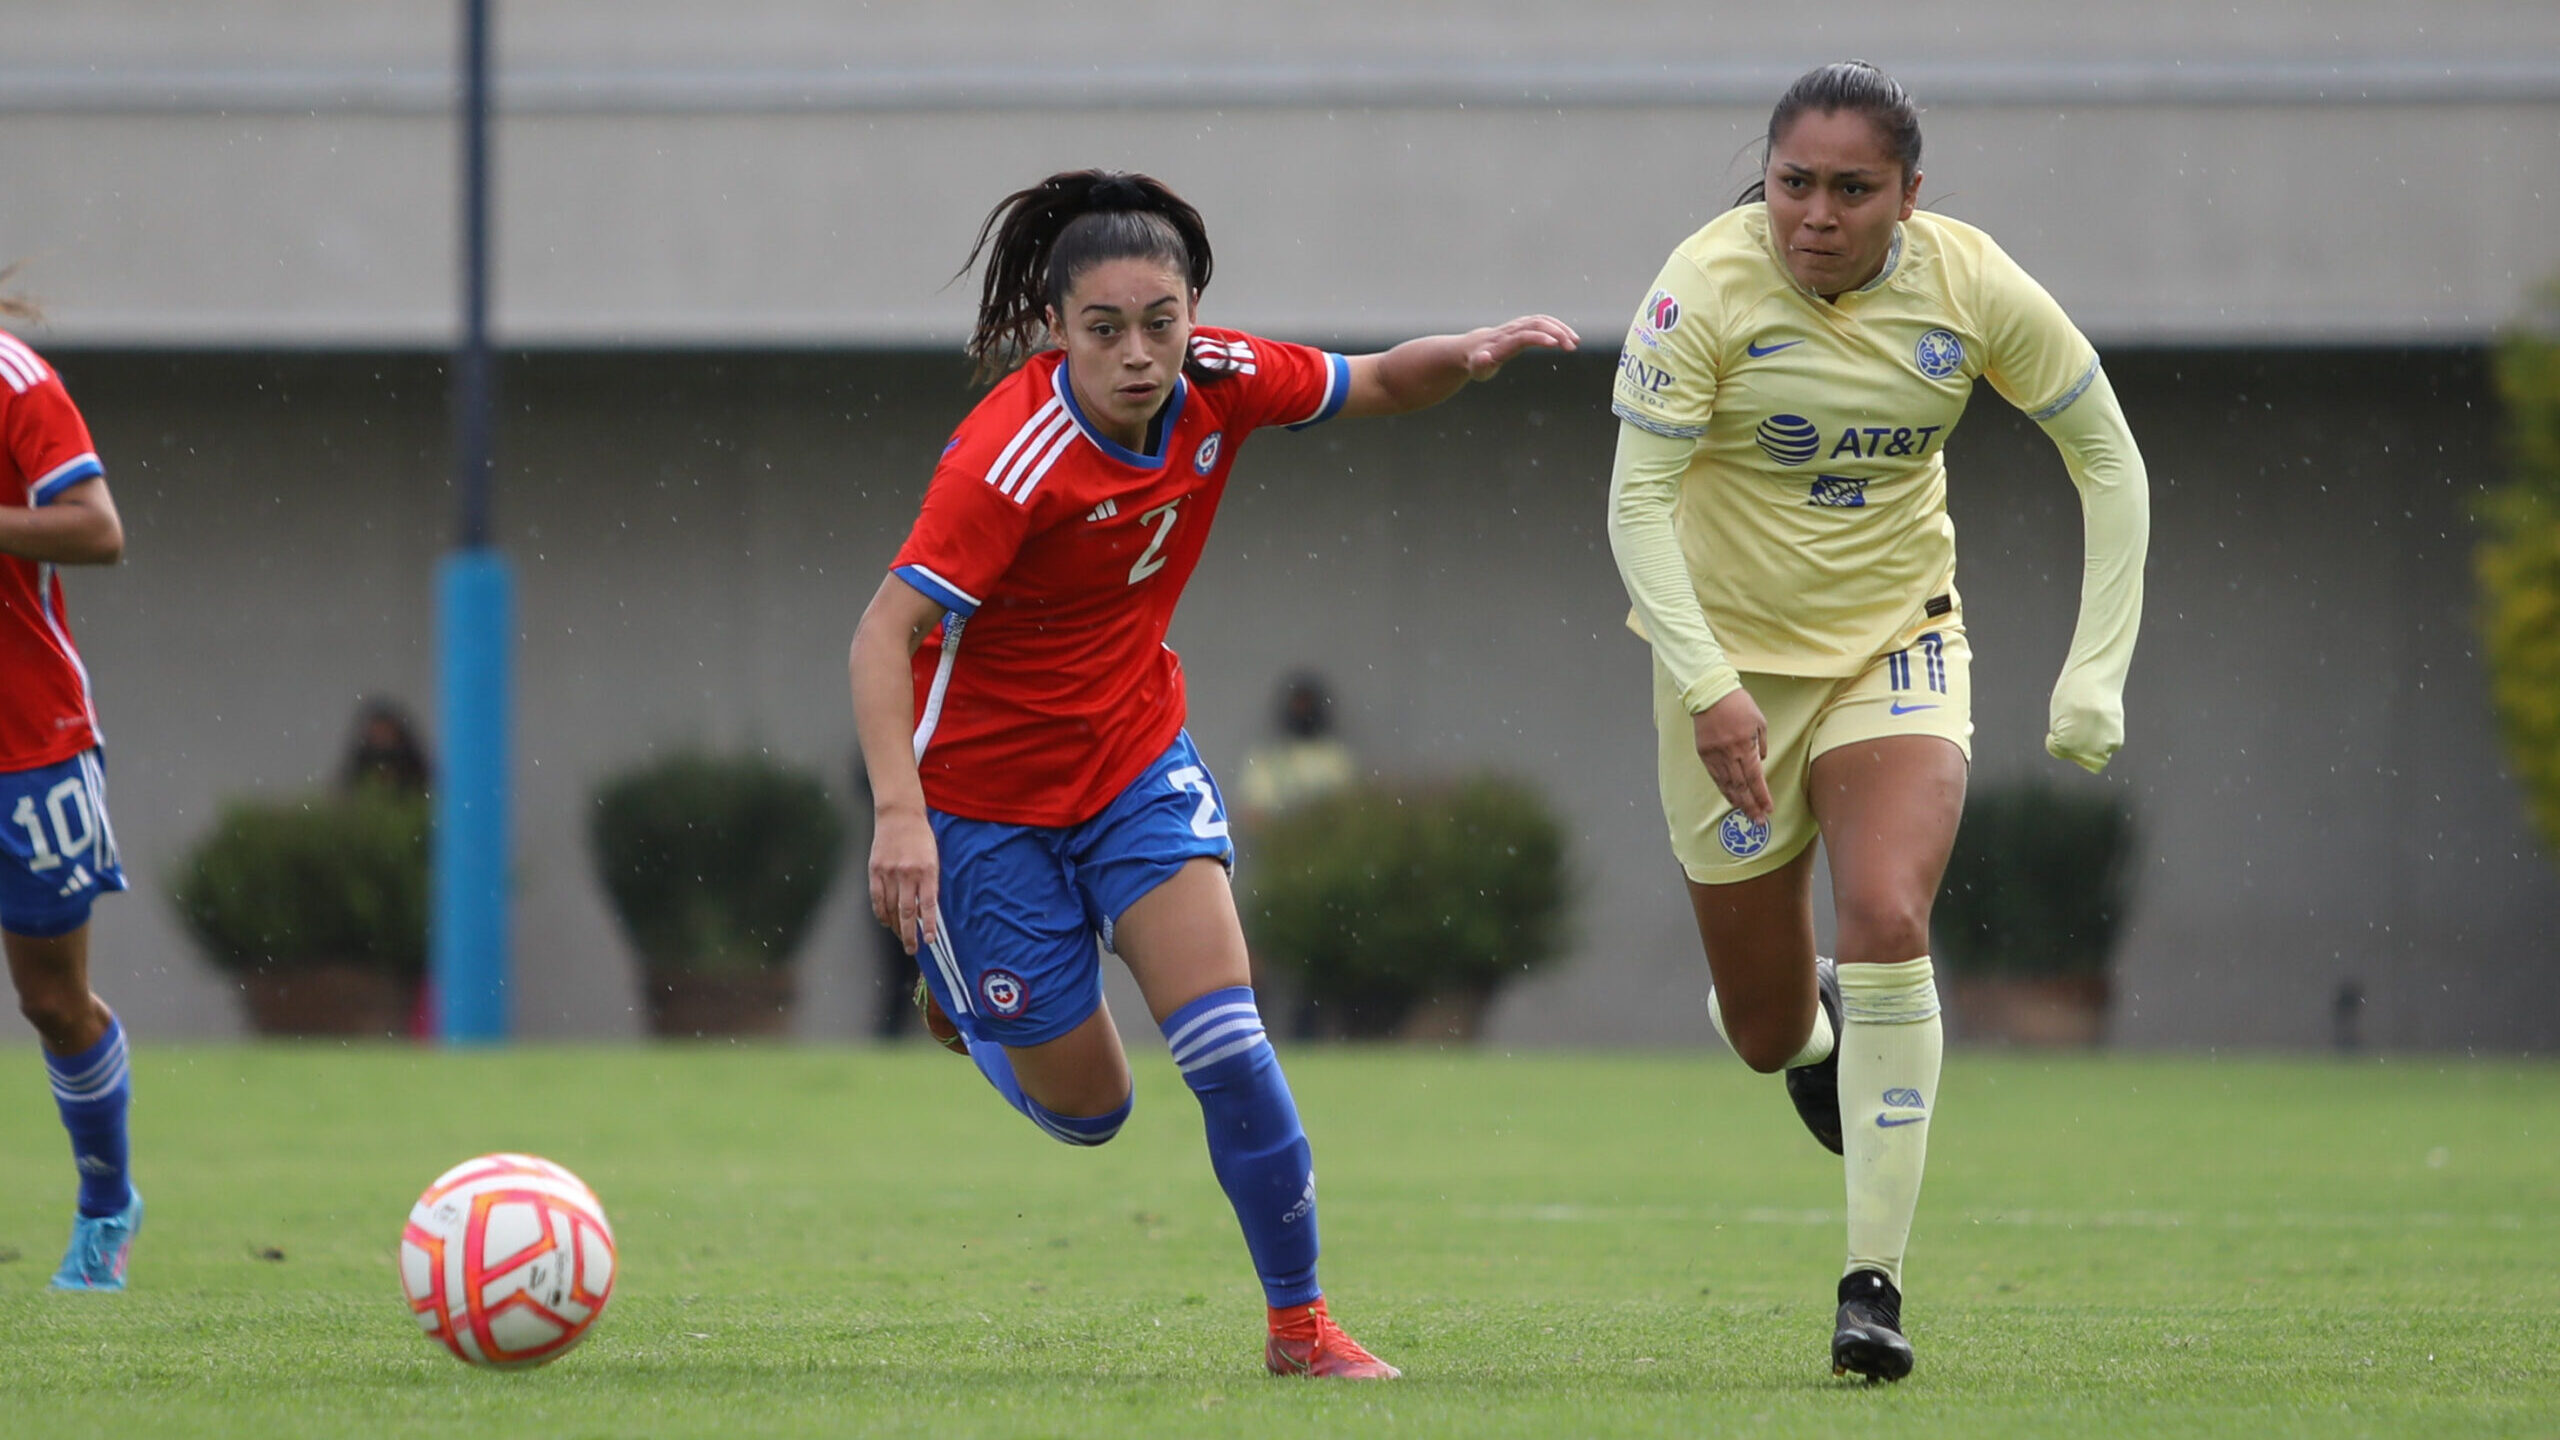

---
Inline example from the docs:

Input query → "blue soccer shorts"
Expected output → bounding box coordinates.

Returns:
[0,748,129,939]
[920,730,1234,1048]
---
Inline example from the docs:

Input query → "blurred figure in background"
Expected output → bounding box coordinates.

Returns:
[337,696,432,798]
[1234,671,1355,826]
[336,696,432,1037]
[1234,670,1357,1039]
[0,281,144,1291]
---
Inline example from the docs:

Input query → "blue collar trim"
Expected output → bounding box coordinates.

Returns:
[1054,363,1187,469]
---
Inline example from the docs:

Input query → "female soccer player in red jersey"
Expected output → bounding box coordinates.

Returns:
[0,290,144,1291]
[1607,63,2148,1381]
[851,170,1575,1378]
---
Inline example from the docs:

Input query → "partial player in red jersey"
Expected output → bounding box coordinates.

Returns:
[0,283,144,1291]
[851,170,1575,1378]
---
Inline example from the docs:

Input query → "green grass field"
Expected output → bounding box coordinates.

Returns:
[1,1044,2552,1438]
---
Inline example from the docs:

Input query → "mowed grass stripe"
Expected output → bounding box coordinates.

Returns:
[0,1046,2552,1438]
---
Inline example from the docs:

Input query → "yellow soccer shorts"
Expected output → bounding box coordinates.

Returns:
[1652,614,1975,885]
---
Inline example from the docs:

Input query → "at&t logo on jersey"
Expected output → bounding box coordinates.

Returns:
[1760,416,1947,466]
[979,970,1029,1017]
[1754,413,1821,466]
[1193,430,1223,474]
[1915,329,1965,379]
[1718,810,1770,858]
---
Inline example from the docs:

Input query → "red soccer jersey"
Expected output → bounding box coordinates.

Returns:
[0,330,106,772]
[892,327,1350,826]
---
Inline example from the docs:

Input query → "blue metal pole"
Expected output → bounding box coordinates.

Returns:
[433,0,511,1042]
[433,552,511,1041]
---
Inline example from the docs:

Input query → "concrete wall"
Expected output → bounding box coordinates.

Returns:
[56,345,2560,1050]
[4,2,2557,346]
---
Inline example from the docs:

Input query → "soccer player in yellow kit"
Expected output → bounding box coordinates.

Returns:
[1607,61,2148,1382]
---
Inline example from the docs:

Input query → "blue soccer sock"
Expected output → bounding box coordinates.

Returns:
[46,1015,133,1218]
[967,1028,1131,1147]
[1165,987,1320,1309]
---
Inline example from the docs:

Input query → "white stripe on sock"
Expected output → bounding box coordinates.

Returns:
[1164,1000,1261,1057]
[1178,1033,1269,1073]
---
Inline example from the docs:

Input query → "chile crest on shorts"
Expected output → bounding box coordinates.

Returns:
[979,969,1029,1017]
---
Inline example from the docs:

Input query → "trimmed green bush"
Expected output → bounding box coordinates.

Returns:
[170,792,429,978]
[2480,285,2560,860]
[1933,780,2136,978]
[1244,774,1572,1036]
[589,751,845,976]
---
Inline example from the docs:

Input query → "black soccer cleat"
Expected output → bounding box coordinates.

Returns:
[1783,956,1845,1155]
[1831,1268,1914,1383]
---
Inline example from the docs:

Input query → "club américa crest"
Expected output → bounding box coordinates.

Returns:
[1718,809,1771,858]
[1914,328,1964,379]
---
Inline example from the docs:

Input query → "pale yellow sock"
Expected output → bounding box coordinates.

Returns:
[1706,967,1835,1069]
[1836,956,1943,1290]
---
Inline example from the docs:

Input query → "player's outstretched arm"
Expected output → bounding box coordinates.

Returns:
[2036,367,2150,774]
[0,477,122,565]
[1337,315,1580,419]
[850,572,950,955]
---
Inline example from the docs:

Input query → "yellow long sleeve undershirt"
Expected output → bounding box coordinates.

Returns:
[2036,366,2150,772]
[1606,420,1741,715]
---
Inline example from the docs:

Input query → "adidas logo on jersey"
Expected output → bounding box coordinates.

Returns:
[1086,499,1118,522]
[1189,335,1258,375]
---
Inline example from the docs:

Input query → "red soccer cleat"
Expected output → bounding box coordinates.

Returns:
[914,976,967,1054]
[1265,1298,1401,1379]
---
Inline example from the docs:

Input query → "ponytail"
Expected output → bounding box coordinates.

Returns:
[1733,60,1924,208]
[957,169,1214,382]
[0,263,44,325]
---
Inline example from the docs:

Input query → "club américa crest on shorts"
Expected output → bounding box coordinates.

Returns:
[1718,808,1771,858]
[979,969,1029,1017]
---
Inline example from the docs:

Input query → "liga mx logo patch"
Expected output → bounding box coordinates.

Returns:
[1644,289,1682,334]
[1915,328,1964,379]
[979,970,1028,1017]
[1718,810,1770,858]
[1193,430,1223,474]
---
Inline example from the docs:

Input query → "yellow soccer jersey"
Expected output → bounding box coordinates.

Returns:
[1611,205,2100,676]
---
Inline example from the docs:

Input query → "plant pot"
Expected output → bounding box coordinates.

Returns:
[236,964,418,1038]
[642,968,796,1038]
[1945,972,2110,1046]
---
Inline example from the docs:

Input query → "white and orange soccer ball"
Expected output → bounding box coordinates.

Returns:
[400,1153,617,1369]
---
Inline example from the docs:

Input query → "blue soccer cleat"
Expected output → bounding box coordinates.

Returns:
[51,1189,142,1292]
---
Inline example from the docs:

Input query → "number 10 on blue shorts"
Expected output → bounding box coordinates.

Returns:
[0,749,128,939]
